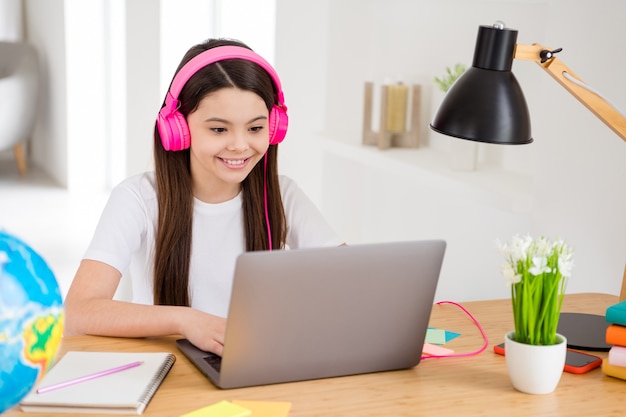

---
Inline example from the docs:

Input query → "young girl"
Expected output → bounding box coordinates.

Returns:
[64,38,343,355]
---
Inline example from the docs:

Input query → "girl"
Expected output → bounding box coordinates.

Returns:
[64,38,343,355]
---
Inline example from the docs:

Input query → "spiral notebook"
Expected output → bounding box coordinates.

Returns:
[20,351,176,415]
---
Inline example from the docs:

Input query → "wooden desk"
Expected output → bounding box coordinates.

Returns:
[7,293,626,416]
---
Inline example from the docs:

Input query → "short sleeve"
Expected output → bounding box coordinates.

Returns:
[83,174,155,275]
[280,176,343,249]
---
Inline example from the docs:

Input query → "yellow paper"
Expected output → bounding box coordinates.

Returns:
[232,400,292,417]
[179,400,252,417]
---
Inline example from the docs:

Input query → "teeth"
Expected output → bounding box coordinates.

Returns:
[223,159,245,166]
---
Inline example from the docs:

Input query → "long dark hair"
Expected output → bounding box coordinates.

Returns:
[152,39,287,306]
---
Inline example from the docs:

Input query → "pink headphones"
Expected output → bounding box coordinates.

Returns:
[156,45,289,151]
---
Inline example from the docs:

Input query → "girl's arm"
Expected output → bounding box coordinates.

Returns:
[64,259,226,355]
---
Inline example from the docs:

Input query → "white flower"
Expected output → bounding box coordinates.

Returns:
[499,234,533,264]
[534,236,551,256]
[497,234,574,284]
[557,247,574,278]
[500,262,521,285]
[529,255,551,276]
[559,258,573,278]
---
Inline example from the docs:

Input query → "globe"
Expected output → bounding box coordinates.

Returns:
[0,231,64,414]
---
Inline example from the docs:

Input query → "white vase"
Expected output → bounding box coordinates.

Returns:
[504,331,567,394]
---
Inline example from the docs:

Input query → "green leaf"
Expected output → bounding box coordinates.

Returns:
[433,63,467,93]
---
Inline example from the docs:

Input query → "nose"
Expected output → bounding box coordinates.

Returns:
[226,130,250,152]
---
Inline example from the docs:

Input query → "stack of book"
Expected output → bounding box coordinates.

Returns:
[603,300,626,380]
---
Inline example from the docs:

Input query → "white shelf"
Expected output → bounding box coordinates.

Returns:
[318,138,533,214]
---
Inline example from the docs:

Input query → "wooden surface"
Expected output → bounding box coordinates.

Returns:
[7,293,626,416]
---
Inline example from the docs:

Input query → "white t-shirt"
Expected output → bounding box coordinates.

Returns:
[83,172,343,317]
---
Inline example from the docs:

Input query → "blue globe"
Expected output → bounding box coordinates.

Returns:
[0,231,64,413]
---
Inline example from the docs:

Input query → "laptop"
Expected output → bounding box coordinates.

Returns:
[176,239,446,389]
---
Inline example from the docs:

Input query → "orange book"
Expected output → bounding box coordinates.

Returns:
[606,324,626,346]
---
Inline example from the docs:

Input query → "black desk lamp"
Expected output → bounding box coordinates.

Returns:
[430,21,626,351]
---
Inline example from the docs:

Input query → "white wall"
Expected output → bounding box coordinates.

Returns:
[64,0,108,190]
[275,0,626,302]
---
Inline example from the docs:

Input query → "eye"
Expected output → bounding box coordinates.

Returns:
[249,125,264,133]
[210,127,227,134]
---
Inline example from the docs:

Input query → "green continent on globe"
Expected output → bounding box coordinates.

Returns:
[24,312,65,376]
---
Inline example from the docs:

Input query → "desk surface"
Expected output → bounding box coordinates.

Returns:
[7,293,626,417]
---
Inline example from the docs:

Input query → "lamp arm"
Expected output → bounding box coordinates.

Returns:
[514,43,626,142]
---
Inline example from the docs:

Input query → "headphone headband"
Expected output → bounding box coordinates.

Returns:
[168,45,285,105]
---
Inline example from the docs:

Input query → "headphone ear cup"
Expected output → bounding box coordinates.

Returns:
[268,105,289,145]
[158,109,191,151]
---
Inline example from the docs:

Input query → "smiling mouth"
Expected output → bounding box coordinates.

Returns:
[220,157,250,167]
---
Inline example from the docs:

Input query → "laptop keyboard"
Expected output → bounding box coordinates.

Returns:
[202,353,222,372]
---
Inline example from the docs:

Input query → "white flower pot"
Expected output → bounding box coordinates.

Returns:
[504,331,567,394]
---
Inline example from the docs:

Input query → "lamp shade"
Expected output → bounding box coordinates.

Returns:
[430,25,533,144]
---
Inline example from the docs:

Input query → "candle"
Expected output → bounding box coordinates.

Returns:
[385,83,408,133]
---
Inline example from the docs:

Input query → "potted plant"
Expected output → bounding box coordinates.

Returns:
[497,234,574,394]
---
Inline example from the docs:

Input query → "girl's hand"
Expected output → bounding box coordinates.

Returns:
[181,309,227,356]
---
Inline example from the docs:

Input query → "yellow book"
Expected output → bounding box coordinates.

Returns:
[602,359,626,380]
[179,400,251,417]
[232,401,291,417]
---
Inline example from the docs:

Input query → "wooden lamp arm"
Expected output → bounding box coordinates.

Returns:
[514,43,626,142]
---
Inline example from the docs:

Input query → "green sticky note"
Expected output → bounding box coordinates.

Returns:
[426,328,448,345]
[426,327,461,345]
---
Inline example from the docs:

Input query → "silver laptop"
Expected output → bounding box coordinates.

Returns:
[176,239,446,389]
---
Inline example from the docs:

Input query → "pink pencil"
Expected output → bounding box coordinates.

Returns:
[37,360,143,394]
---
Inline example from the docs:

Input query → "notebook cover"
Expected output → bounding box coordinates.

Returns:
[608,345,626,367]
[602,358,626,380]
[606,324,626,347]
[20,351,175,415]
[606,300,626,326]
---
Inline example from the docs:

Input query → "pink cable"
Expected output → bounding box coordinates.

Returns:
[263,154,272,251]
[421,300,489,360]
